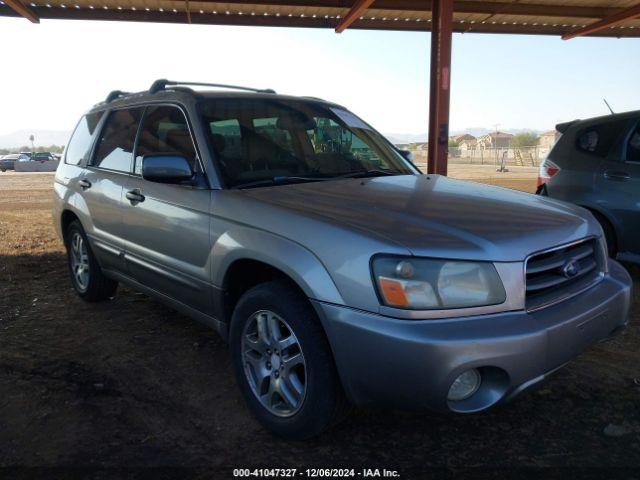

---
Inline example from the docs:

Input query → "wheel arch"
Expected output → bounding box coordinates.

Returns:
[212,229,345,323]
[60,209,81,243]
[580,204,619,253]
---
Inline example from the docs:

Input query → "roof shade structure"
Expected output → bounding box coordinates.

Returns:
[2,0,639,175]
[2,1,640,37]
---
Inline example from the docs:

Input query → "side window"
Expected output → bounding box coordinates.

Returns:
[307,117,387,169]
[209,119,242,161]
[253,117,295,155]
[135,105,197,175]
[576,120,627,157]
[92,108,143,172]
[626,124,640,163]
[64,111,103,165]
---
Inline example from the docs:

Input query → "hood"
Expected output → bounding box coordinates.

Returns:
[241,175,598,262]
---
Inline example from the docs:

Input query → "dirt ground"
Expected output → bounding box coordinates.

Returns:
[1,172,638,477]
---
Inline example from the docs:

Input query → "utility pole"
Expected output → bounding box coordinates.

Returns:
[493,123,500,165]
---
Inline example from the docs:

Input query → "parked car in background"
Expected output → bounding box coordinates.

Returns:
[31,152,56,162]
[0,153,30,171]
[0,155,14,172]
[19,151,32,159]
[537,111,640,264]
[53,80,631,439]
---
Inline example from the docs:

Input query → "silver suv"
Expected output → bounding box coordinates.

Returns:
[53,80,632,439]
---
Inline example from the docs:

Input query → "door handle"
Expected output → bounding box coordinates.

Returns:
[78,179,92,190]
[126,189,145,203]
[604,170,631,181]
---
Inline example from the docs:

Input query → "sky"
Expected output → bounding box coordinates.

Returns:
[0,16,639,140]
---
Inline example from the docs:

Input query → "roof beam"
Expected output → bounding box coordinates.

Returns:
[4,0,39,23]
[562,2,640,40]
[5,5,640,38]
[195,0,621,20]
[335,0,375,33]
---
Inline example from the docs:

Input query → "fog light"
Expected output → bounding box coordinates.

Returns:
[448,369,481,401]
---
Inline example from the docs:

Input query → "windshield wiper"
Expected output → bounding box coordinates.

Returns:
[232,176,328,190]
[337,169,403,179]
[232,170,403,189]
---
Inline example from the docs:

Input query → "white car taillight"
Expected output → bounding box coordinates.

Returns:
[537,158,561,187]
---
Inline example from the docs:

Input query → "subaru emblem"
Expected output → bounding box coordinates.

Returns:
[561,258,580,278]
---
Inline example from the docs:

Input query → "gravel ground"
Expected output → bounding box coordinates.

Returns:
[0,172,638,478]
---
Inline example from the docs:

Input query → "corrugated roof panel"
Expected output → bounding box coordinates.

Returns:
[2,0,640,37]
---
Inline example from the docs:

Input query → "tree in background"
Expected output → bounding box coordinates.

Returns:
[29,134,35,150]
[512,132,539,148]
[448,138,460,148]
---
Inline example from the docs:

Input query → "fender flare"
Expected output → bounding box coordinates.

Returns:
[212,227,345,305]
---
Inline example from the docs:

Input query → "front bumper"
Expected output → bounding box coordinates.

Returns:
[312,260,631,413]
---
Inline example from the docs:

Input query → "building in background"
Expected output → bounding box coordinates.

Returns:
[538,130,561,150]
[452,134,476,144]
[477,131,514,149]
[454,134,478,157]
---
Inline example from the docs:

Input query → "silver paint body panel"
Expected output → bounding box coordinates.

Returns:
[52,90,632,411]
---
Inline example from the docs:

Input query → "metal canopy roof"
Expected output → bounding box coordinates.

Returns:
[2,0,640,38]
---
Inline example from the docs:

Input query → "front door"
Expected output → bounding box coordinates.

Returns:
[81,107,144,272]
[121,105,212,314]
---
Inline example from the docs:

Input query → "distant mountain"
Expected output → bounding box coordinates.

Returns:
[0,130,71,149]
[384,132,428,145]
[386,127,544,144]
[452,127,544,137]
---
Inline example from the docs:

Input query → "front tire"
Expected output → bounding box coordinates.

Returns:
[65,220,118,302]
[230,280,348,439]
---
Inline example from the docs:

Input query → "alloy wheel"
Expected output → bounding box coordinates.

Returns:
[69,232,90,291]
[241,310,307,417]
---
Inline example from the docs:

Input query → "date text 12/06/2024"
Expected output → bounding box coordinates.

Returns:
[232,468,401,478]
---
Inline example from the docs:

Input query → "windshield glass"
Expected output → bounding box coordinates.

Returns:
[199,98,416,188]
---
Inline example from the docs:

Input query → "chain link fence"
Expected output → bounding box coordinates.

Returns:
[411,146,551,168]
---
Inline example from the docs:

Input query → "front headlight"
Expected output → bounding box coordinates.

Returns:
[372,256,506,310]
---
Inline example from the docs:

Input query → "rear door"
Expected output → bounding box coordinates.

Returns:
[81,107,144,272]
[596,120,640,258]
[121,104,212,313]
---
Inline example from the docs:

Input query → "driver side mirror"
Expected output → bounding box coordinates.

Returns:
[142,155,194,184]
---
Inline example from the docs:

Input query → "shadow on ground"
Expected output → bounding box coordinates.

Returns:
[1,252,639,474]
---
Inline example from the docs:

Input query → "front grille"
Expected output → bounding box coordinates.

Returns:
[525,238,604,311]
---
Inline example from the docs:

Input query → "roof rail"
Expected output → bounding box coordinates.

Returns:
[149,79,276,95]
[105,90,130,103]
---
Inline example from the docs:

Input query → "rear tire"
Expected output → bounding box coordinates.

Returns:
[230,280,349,440]
[65,220,118,302]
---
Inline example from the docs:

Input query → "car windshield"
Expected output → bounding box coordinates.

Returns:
[199,98,416,188]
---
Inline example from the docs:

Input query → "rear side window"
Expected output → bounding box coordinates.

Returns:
[626,124,640,163]
[135,106,197,175]
[92,108,144,172]
[576,120,627,157]
[65,111,103,165]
